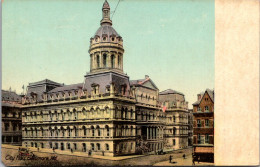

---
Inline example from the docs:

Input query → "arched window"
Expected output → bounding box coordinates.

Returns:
[49,111,52,121]
[130,126,134,136]
[13,123,17,131]
[55,127,58,137]
[96,126,101,136]
[97,143,100,150]
[173,127,176,135]
[91,126,95,137]
[103,54,107,67]
[130,109,133,119]
[83,126,87,136]
[125,108,128,119]
[97,55,100,68]
[54,110,58,121]
[61,127,65,137]
[105,125,109,136]
[125,126,128,136]
[111,55,115,68]
[121,108,124,119]
[41,128,44,137]
[121,126,124,136]
[61,110,64,120]
[74,126,78,137]
[73,109,77,120]
[91,143,95,150]
[67,109,70,120]
[106,144,109,150]
[68,127,71,137]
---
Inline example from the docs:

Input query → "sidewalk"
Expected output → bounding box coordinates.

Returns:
[153,155,214,166]
[2,144,146,161]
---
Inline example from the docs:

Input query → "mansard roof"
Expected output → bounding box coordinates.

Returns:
[159,89,184,96]
[130,76,158,90]
[1,90,22,102]
[49,83,83,93]
[28,79,63,87]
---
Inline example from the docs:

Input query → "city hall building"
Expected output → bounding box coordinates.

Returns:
[21,0,190,156]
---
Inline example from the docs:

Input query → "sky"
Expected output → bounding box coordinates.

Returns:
[2,0,214,108]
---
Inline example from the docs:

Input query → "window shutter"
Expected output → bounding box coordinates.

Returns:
[209,135,214,144]
[201,120,205,127]
[193,121,196,127]
[193,136,197,144]
[210,120,214,127]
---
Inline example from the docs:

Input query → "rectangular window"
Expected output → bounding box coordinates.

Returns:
[74,143,77,150]
[173,139,176,146]
[198,134,201,144]
[197,119,201,128]
[205,119,209,127]
[4,123,9,131]
[205,134,209,144]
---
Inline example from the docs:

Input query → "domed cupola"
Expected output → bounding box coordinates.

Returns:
[89,0,124,74]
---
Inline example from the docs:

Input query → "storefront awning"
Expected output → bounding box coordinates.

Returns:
[195,147,214,153]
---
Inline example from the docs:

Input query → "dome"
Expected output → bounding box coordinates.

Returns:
[94,25,122,42]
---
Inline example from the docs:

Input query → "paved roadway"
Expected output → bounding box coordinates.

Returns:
[1,144,214,166]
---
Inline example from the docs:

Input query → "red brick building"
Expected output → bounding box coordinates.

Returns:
[192,89,214,162]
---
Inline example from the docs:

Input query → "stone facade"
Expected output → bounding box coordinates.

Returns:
[192,89,214,162]
[159,89,189,151]
[19,0,191,157]
[2,90,22,145]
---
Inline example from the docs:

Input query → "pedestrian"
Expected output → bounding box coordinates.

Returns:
[169,155,172,163]
[71,148,73,153]
[198,156,200,164]
[192,156,195,165]
[53,147,55,153]
[102,150,105,156]
[37,147,40,152]
[88,150,91,156]
[183,153,186,159]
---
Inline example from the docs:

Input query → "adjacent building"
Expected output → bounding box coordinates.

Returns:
[19,0,191,157]
[1,90,22,145]
[192,89,214,162]
[159,89,189,150]
[188,109,193,146]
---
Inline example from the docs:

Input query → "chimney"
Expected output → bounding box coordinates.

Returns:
[197,94,201,100]
[145,75,149,79]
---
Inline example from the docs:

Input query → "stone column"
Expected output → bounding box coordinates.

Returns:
[150,128,152,139]
[108,53,111,68]
[115,54,118,69]
[90,54,93,70]
[100,53,103,68]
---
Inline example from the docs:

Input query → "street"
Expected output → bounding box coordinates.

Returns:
[1,145,213,166]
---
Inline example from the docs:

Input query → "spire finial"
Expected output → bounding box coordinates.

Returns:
[101,0,112,26]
